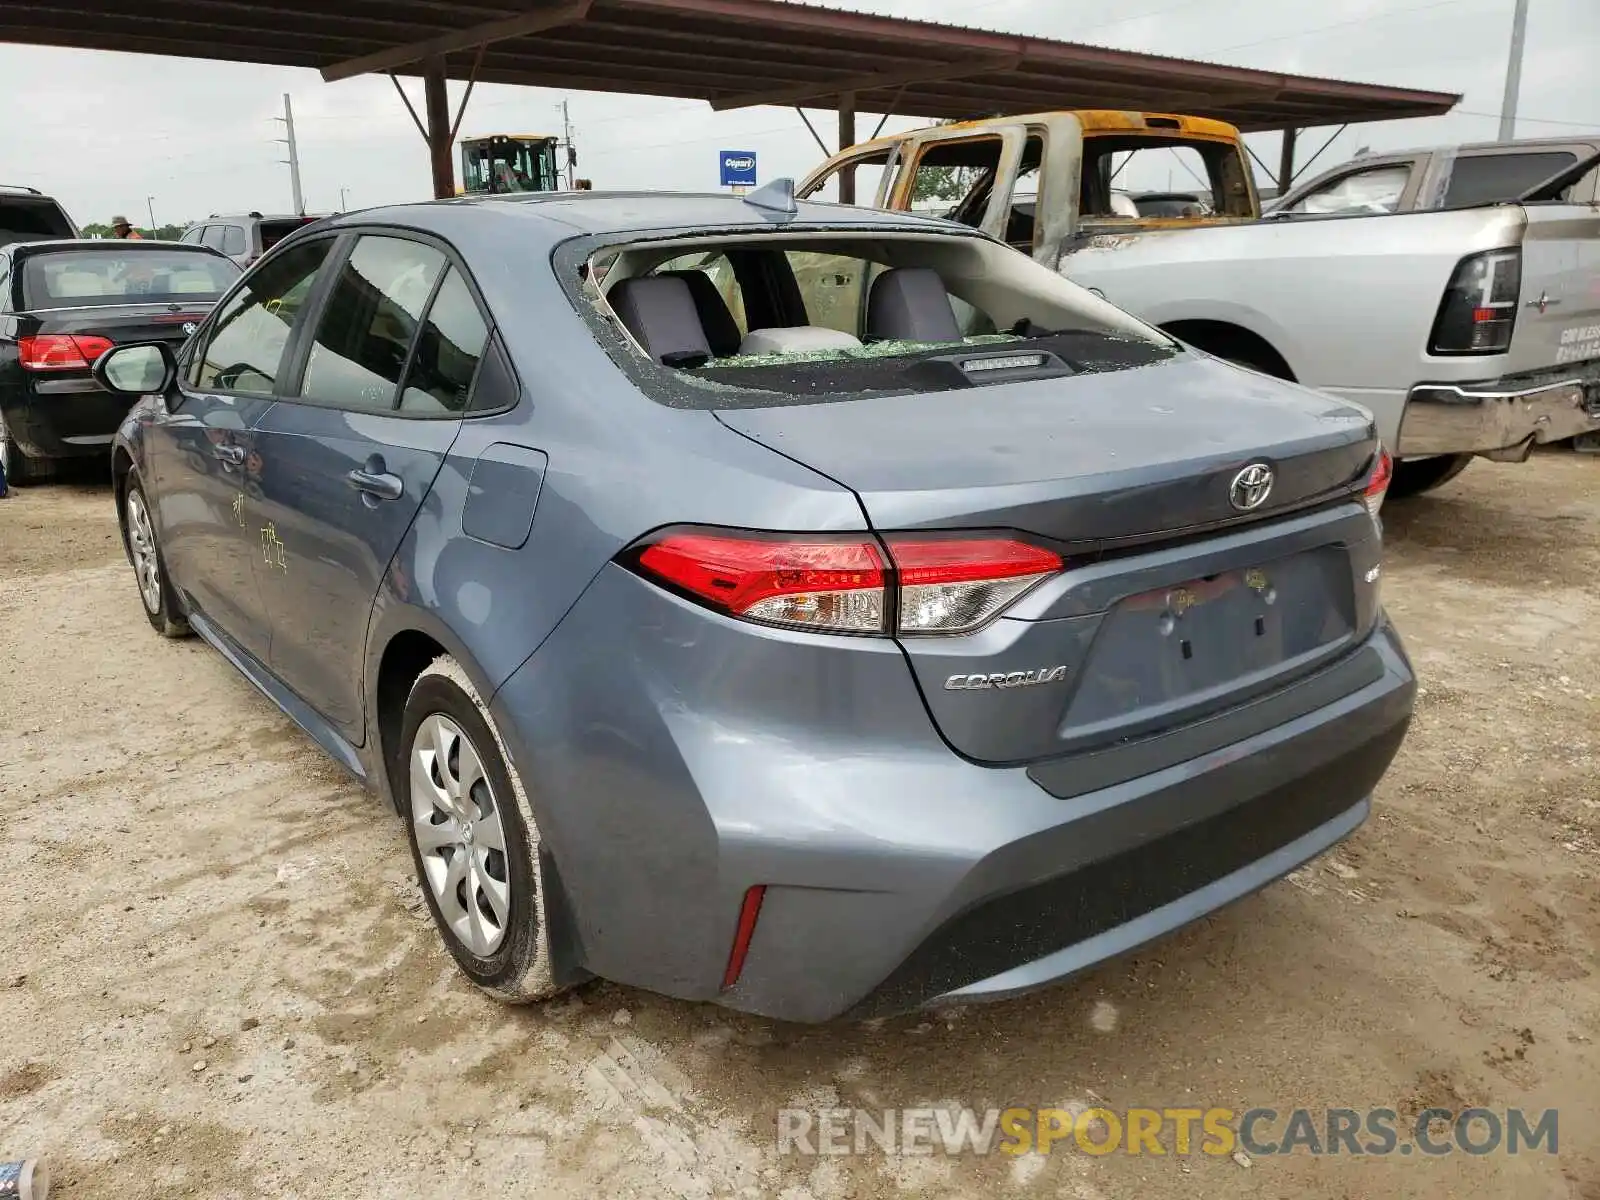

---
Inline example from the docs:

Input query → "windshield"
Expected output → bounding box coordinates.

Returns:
[462,139,560,194]
[573,230,1175,409]
[21,248,239,309]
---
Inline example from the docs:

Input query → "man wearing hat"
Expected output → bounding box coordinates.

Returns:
[109,216,142,239]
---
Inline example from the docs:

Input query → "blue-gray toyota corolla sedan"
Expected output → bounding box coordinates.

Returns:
[101,188,1415,1022]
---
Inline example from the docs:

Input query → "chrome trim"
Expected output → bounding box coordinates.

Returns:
[1398,374,1600,457]
[13,304,214,316]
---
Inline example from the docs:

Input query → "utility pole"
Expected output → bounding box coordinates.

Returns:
[275,93,305,215]
[146,196,156,230]
[560,98,574,189]
[340,186,349,211]
[1499,0,1530,141]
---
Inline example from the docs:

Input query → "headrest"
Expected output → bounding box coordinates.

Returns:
[607,275,711,366]
[866,267,961,343]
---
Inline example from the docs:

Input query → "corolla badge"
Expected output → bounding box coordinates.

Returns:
[945,666,1069,691]
[1229,463,1274,511]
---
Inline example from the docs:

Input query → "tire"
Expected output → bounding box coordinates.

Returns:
[1217,349,1289,378]
[122,476,190,637]
[0,411,33,487]
[1389,454,1472,499]
[400,656,562,1003]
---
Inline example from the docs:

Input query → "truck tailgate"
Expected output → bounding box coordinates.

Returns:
[1507,205,1600,372]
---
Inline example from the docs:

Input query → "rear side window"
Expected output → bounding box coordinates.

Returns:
[0,198,75,246]
[1443,152,1578,206]
[221,225,247,256]
[20,248,239,309]
[400,267,490,414]
[195,238,332,395]
[299,235,446,412]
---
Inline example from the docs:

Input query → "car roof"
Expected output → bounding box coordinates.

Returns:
[316,189,961,243]
[1340,135,1600,166]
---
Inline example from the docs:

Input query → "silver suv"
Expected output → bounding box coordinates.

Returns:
[180,211,321,268]
[0,185,78,247]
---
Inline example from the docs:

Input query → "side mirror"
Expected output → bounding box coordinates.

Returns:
[92,341,176,396]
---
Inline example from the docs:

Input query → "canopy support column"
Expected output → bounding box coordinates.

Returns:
[424,57,454,199]
[837,91,857,203]
[1277,126,1298,195]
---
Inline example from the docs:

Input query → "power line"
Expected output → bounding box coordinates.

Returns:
[1205,0,1482,56]
[1457,109,1600,129]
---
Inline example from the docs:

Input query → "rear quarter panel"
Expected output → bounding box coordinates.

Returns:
[361,221,866,791]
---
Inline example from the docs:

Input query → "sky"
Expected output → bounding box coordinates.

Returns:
[0,0,1594,227]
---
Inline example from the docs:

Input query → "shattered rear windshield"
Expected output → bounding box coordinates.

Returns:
[561,230,1177,409]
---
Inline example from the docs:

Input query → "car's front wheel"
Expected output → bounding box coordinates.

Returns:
[123,477,189,637]
[401,656,562,1003]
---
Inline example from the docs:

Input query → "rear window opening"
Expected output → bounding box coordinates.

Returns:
[0,198,76,246]
[259,218,318,252]
[21,247,239,310]
[573,229,1176,408]
[1079,134,1255,221]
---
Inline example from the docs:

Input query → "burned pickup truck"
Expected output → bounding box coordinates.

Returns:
[801,112,1600,497]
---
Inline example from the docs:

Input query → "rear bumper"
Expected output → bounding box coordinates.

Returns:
[1,382,133,460]
[1396,363,1600,458]
[492,561,1415,1023]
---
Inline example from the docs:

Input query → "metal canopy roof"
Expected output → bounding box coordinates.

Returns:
[2,0,1459,133]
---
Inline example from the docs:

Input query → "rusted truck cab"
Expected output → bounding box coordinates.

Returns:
[797,110,1260,267]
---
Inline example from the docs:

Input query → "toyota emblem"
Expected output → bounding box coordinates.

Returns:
[1229,463,1274,511]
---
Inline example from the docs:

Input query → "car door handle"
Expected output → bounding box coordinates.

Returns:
[347,468,403,501]
[213,444,246,465]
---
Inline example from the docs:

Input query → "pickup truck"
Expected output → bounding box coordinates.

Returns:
[1270,134,1600,216]
[800,113,1600,496]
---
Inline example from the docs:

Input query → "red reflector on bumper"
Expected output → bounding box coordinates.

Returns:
[721,885,767,990]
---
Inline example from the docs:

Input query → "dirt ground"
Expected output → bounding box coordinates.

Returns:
[1,454,1597,1200]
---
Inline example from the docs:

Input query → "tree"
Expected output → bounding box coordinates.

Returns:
[79,221,189,240]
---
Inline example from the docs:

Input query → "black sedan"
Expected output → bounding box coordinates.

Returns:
[0,239,238,484]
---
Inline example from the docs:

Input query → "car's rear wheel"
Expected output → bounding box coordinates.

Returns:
[1389,454,1472,499]
[401,656,561,1003]
[123,478,189,637]
[0,411,34,487]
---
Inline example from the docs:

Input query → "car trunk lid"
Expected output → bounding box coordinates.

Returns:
[716,354,1384,764]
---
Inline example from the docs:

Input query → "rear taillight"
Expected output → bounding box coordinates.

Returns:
[1364,446,1392,518]
[17,334,115,371]
[631,529,1063,636]
[637,532,887,633]
[886,536,1062,634]
[1429,249,1520,355]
